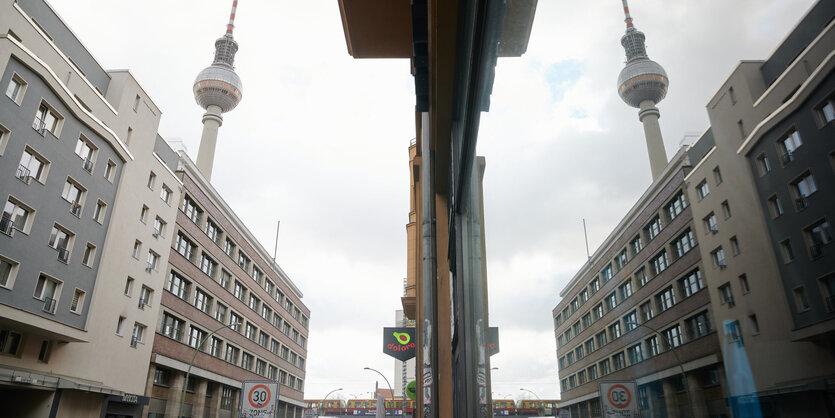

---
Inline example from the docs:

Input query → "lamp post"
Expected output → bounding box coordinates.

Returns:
[321,388,343,416]
[520,388,542,416]
[364,366,398,416]
[178,321,240,418]
[624,319,695,418]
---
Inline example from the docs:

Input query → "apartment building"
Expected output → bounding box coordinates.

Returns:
[144,154,309,418]
[0,0,181,416]
[684,1,835,415]
[553,148,729,418]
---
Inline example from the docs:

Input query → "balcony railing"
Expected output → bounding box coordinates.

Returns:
[138,298,147,309]
[42,297,57,314]
[32,118,46,135]
[810,243,823,259]
[130,336,139,348]
[57,247,69,263]
[152,228,161,238]
[145,262,154,272]
[781,151,794,165]
[70,201,82,216]
[796,197,809,211]
[0,217,14,236]
[16,165,31,183]
[82,158,93,173]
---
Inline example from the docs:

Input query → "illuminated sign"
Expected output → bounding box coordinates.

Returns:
[383,327,416,361]
[487,327,499,356]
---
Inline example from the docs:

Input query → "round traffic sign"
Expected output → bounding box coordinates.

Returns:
[248,384,272,409]
[607,384,632,409]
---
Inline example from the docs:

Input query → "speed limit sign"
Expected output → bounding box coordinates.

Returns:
[599,381,638,416]
[241,381,279,417]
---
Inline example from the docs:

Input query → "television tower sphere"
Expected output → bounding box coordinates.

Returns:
[616,3,668,109]
[193,35,243,113]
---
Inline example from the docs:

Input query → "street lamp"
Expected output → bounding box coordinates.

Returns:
[178,321,241,418]
[364,366,398,416]
[321,388,343,416]
[490,367,499,371]
[520,388,542,416]
[624,319,695,418]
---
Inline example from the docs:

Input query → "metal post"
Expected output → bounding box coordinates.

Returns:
[321,388,343,416]
[178,321,240,418]
[364,367,398,416]
[625,320,695,418]
[520,388,542,416]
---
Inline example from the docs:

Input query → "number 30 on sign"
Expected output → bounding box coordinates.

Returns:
[241,381,279,418]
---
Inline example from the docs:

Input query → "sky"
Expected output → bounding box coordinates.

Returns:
[48,0,817,404]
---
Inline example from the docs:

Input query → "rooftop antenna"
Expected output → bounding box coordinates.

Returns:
[583,219,591,261]
[226,0,238,35]
[621,0,634,29]
[273,220,280,262]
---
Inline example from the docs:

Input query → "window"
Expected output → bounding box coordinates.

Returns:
[0,125,7,156]
[0,330,22,356]
[132,240,141,259]
[623,310,638,331]
[780,239,795,263]
[635,267,648,287]
[572,321,581,336]
[153,217,166,238]
[249,294,260,312]
[139,205,149,223]
[582,313,592,328]
[805,220,832,258]
[725,320,743,346]
[91,200,107,224]
[817,98,835,124]
[245,323,257,341]
[584,338,595,354]
[656,286,676,312]
[665,191,687,221]
[644,216,662,241]
[82,243,96,267]
[147,172,156,189]
[146,251,159,271]
[261,305,272,321]
[48,225,73,262]
[566,351,575,364]
[673,229,695,258]
[74,136,96,172]
[0,257,19,288]
[577,370,587,385]
[200,253,217,278]
[175,232,196,261]
[605,291,617,310]
[224,344,240,364]
[619,280,633,300]
[61,178,85,212]
[237,252,250,271]
[264,280,274,297]
[70,289,85,313]
[713,166,723,184]
[33,102,62,135]
[756,153,772,175]
[214,302,227,323]
[130,323,146,347]
[631,235,643,255]
[615,249,628,270]
[167,272,190,300]
[592,303,603,321]
[590,278,600,294]
[792,172,817,209]
[599,359,611,376]
[280,345,290,360]
[225,238,236,257]
[570,298,579,313]
[696,180,710,199]
[18,147,48,183]
[209,336,223,357]
[595,331,607,348]
[718,283,735,307]
[229,312,243,332]
[686,311,712,339]
[271,339,280,354]
[104,160,116,182]
[194,289,211,313]
[568,375,576,388]
[640,301,654,322]
[793,286,810,311]
[153,368,171,387]
[188,326,206,350]
[650,250,668,276]
[268,365,278,380]
[160,185,172,204]
[679,269,704,298]
[2,198,34,234]
[739,274,750,294]
[710,246,727,269]
[124,277,134,296]
[139,286,152,307]
[600,264,613,283]
[256,359,266,376]
[5,73,27,104]
[588,365,598,380]
[730,236,741,256]
[748,314,760,335]
[778,130,802,164]
[205,219,222,243]
[161,313,185,340]
[221,386,235,410]
[133,94,141,111]
[233,281,246,301]
[721,200,732,219]
[613,352,626,371]
[219,270,231,289]
[704,212,718,234]
[768,195,784,218]
[608,322,622,340]
[646,336,660,357]
[252,267,263,284]
[627,343,643,364]
[663,325,682,349]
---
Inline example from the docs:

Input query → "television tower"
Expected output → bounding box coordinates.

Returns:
[617,0,669,180]
[193,0,243,181]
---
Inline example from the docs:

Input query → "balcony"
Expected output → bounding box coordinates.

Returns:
[70,201,82,217]
[42,297,57,314]
[0,217,14,236]
[796,197,809,211]
[16,165,31,183]
[57,247,69,263]
[82,158,93,173]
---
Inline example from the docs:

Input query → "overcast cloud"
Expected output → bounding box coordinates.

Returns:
[48,0,817,403]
